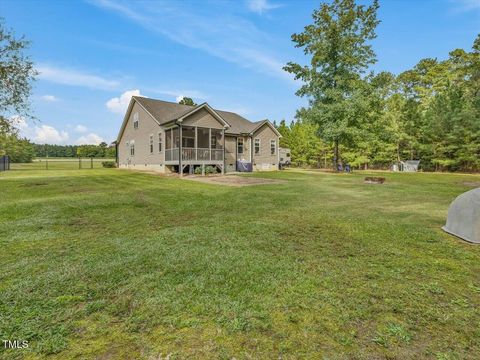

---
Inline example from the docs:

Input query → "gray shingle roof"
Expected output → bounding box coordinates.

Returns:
[134,96,259,135]
[133,97,195,125]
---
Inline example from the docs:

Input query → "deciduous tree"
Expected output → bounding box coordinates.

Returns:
[284,0,380,170]
[0,19,37,133]
[178,97,196,106]
[0,19,37,159]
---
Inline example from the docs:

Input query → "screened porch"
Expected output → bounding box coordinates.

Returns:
[164,126,224,164]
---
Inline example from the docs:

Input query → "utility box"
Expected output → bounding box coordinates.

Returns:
[236,160,252,172]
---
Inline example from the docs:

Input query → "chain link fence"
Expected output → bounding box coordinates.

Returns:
[9,158,116,170]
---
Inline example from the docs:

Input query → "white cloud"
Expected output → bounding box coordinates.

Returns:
[11,120,105,145]
[37,65,120,90]
[176,95,184,103]
[76,133,104,145]
[91,0,294,82]
[41,94,59,102]
[106,89,142,114]
[10,115,29,130]
[74,124,88,133]
[246,0,283,14]
[33,125,70,144]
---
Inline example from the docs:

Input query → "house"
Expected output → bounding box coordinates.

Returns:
[116,96,282,175]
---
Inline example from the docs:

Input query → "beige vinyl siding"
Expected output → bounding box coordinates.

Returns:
[181,108,225,129]
[118,101,165,169]
[252,123,278,171]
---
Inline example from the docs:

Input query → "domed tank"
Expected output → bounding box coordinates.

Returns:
[442,188,480,244]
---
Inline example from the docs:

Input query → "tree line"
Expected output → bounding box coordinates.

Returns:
[282,0,479,172]
[0,140,116,163]
[32,143,116,159]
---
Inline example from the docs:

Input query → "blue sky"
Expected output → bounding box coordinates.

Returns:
[1,0,479,145]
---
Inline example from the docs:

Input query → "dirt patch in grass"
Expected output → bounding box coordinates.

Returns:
[364,177,386,184]
[461,181,480,187]
[22,182,48,187]
[183,175,287,187]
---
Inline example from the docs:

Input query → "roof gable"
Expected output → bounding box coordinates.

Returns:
[116,97,160,142]
[250,120,282,137]
[177,103,230,128]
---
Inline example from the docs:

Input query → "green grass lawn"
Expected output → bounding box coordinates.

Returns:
[0,168,479,359]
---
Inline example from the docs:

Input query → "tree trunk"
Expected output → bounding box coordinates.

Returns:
[333,140,339,171]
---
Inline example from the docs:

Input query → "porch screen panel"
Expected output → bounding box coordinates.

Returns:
[182,126,195,148]
[165,129,172,149]
[211,129,224,160]
[172,127,180,148]
[197,128,209,148]
[211,129,223,149]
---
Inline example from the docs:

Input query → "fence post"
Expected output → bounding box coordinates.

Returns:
[90,157,93,169]
[45,144,48,170]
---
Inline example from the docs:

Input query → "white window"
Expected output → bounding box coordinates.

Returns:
[254,138,260,155]
[130,140,135,156]
[149,134,153,153]
[270,139,276,155]
[158,132,162,152]
[133,112,139,129]
[237,138,244,154]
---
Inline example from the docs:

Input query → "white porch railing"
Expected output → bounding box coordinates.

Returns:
[165,148,179,162]
[166,148,224,162]
[182,148,197,161]
[197,148,210,161]
[211,149,223,161]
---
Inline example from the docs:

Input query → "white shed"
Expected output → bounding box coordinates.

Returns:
[400,160,420,172]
